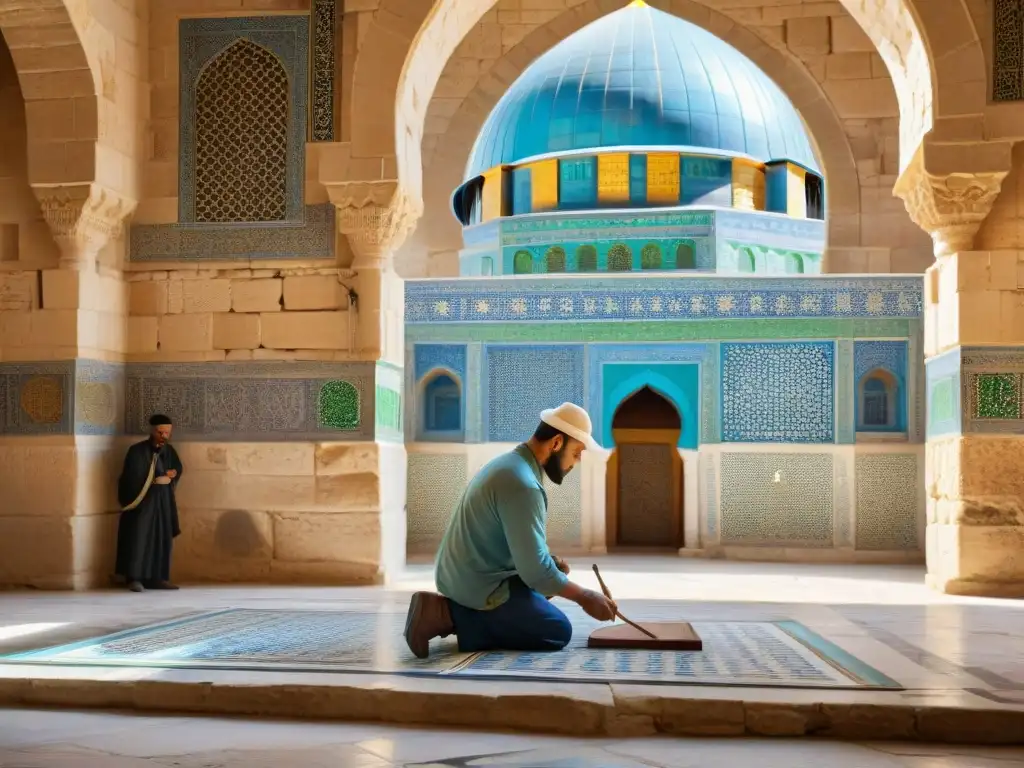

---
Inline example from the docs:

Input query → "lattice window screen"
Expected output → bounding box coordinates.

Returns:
[194,39,289,223]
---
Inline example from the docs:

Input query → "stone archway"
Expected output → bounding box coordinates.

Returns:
[351,0,945,215]
[605,386,684,550]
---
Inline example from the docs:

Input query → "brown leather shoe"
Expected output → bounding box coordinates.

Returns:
[404,591,454,659]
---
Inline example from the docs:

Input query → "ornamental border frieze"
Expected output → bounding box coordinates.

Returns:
[500,225,712,247]
[405,277,924,323]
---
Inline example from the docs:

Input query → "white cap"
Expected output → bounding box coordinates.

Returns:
[539,402,598,451]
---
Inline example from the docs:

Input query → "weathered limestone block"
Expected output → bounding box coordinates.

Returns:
[282,274,348,311]
[159,313,213,351]
[127,316,158,353]
[71,511,120,589]
[212,312,260,350]
[829,16,873,53]
[0,515,74,588]
[129,281,168,316]
[172,442,228,472]
[272,511,381,564]
[259,310,350,350]
[315,472,380,510]
[785,17,830,56]
[0,443,78,516]
[231,278,282,313]
[226,443,315,477]
[314,442,379,476]
[182,279,231,314]
[172,507,274,583]
[0,271,37,310]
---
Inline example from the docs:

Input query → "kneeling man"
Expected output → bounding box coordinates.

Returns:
[404,402,617,658]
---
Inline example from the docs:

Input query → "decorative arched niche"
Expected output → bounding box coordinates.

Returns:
[418,368,464,441]
[512,249,533,274]
[600,366,700,449]
[856,367,904,433]
[606,242,632,272]
[575,244,598,272]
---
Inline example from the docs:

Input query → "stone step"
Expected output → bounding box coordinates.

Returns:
[1,666,1022,745]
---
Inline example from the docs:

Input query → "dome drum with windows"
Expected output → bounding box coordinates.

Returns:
[452,1,826,278]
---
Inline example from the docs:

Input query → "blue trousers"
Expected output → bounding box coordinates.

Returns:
[447,576,573,653]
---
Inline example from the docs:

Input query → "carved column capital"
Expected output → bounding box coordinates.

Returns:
[329,182,422,268]
[894,155,1007,259]
[35,184,136,269]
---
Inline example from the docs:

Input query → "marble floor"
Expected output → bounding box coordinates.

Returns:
[0,557,1023,737]
[1,708,1023,767]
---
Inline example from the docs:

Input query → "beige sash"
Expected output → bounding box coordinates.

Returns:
[121,454,159,512]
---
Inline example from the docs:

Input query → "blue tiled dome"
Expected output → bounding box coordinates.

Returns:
[465,1,820,180]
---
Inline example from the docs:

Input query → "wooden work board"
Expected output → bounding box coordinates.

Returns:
[587,621,703,651]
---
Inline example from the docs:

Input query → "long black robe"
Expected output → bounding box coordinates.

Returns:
[114,440,183,582]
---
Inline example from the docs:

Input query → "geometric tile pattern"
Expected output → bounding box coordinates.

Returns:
[311,0,336,142]
[405,275,924,324]
[128,204,335,262]
[973,373,1021,419]
[124,361,376,441]
[835,454,852,548]
[855,454,919,551]
[4,607,900,689]
[854,340,907,383]
[994,0,1024,102]
[178,16,309,224]
[407,453,468,550]
[958,346,1024,435]
[719,452,834,546]
[74,359,124,436]
[721,342,834,443]
[485,345,584,442]
[543,468,582,548]
[0,361,75,435]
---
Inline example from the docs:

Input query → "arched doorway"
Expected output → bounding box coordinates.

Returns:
[605,386,683,550]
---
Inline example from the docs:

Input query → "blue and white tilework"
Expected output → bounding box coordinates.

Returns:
[586,344,705,447]
[835,340,855,444]
[485,345,585,442]
[720,342,835,443]
[178,15,309,224]
[854,341,908,383]
[0,361,75,436]
[414,345,467,383]
[405,276,924,324]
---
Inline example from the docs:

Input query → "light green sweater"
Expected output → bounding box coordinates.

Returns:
[435,444,569,610]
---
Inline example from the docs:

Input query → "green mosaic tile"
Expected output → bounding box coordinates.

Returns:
[974,373,1021,419]
[318,380,359,429]
[406,318,913,343]
[929,377,955,425]
[375,385,402,432]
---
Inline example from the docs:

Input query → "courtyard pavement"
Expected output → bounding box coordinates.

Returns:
[0,557,1022,744]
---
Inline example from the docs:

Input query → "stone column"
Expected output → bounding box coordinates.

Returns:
[331,180,421,584]
[26,183,135,588]
[894,148,1024,596]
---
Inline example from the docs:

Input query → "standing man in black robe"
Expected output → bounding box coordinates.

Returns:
[115,414,184,593]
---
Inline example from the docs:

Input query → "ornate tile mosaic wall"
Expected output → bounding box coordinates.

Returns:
[129,204,335,262]
[719,452,834,546]
[405,276,923,324]
[124,362,376,441]
[0,361,75,435]
[544,469,582,547]
[75,360,125,436]
[994,0,1024,102]
[484,345,585,442]
[854,340,908,433]
[498,211,714,248]
[311,0,336,142]
[179,15,309,224]
[720,342,834,443]
[407,452,468,551]
[855,454,919,551]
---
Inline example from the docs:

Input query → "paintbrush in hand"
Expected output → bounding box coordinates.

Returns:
[592,564,658,639]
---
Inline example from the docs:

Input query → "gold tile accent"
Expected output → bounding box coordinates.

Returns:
[598,153,630,204]
[787,163,807,219]
[646,153,680,205]
[528,159,559,211]
[481,167,504,221]
[732,160,765,211]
